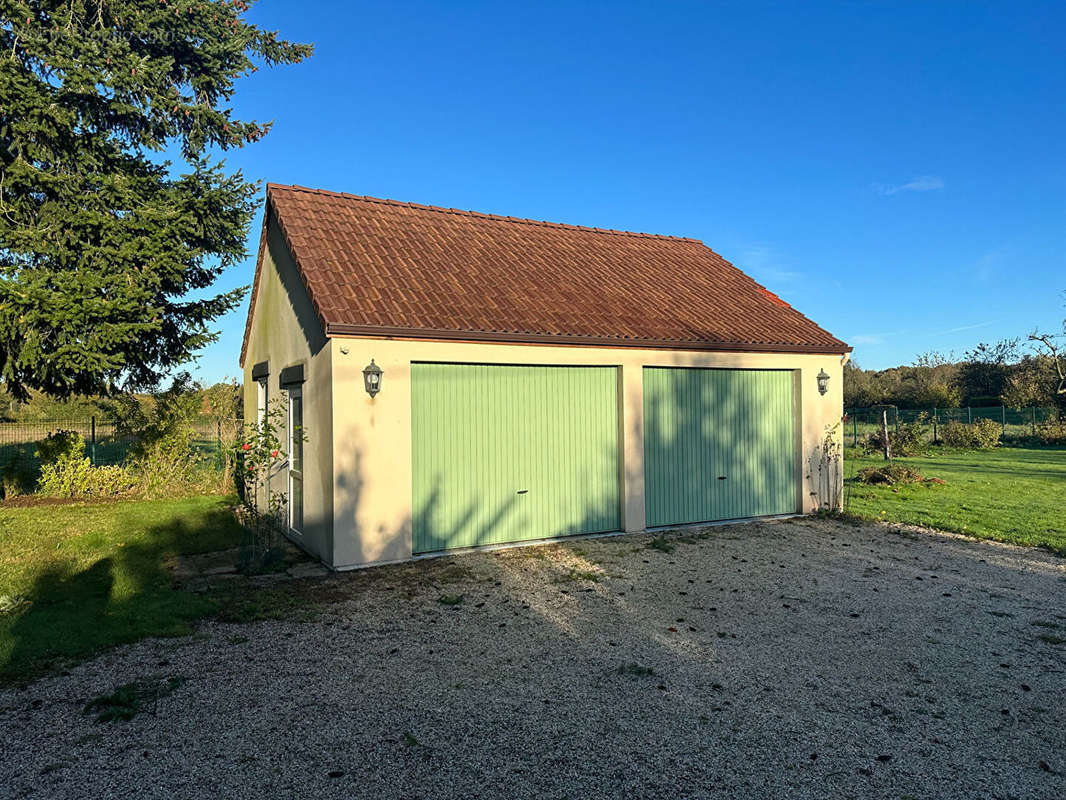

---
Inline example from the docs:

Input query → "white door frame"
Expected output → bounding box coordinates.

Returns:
[287,386,303,535]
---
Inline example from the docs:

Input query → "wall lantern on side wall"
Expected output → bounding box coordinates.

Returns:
[363,359,383,398]
[816,368,830,396]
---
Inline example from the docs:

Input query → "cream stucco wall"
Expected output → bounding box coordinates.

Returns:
[329,338,844,570]
[241,214,334,563]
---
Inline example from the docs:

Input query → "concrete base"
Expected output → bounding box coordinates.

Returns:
[331,513,807,571]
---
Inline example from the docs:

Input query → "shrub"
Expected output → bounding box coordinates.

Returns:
[972,418,1003,447]
[35,429,85,464]
[1035,420,1066,446]
[106,377,202,454]
[108,375,230,498]
[202,378,243,491]
[863,414,930,457]
[941,419,1002,449]
[34,430,136,499]
[939,422,969,448]
[37,457,136,498]
[1,446,37,499]
[129,438,201,498]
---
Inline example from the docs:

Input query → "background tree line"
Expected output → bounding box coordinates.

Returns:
[0,378,242,423]
[845,335,1065,413]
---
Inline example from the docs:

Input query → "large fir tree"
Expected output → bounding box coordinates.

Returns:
[0,1,311,399]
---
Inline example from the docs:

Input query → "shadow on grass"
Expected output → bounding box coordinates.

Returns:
[0,503,243,686]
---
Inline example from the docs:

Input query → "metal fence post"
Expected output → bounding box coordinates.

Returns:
[1001,405,1006,428]
[852,413,857,447]
[967,406,972,425]
[1031,407,1036,436]
[933,407,938,444]
[881,410,891,461]
[216,417,223,472]
[90,415,96,466]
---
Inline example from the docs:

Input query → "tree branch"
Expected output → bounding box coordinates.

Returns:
[1029,332,1066,395]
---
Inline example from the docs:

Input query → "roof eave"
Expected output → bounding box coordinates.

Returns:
[324,323,852,355]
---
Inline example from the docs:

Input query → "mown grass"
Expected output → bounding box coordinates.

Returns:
[845,446,1066,555]
[0,495,245,684]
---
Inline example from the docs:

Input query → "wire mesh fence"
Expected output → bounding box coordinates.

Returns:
[0,415,242,477]
[844,406,1061,448]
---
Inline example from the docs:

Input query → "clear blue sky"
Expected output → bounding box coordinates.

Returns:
[189,0,1065,383]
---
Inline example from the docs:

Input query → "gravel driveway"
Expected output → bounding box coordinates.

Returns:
[3,517,1065,799]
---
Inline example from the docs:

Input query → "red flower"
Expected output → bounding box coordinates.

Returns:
[247,465,254,471]
[271,450,279,458]
[241,443,251,451]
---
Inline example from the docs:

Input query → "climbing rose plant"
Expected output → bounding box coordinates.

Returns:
[235,402,295,562]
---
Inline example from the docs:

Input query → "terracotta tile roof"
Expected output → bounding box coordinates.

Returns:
[241,184,849,364]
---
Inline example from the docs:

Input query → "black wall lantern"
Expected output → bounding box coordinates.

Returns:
[816,368,830,396]
[363,359,383,398]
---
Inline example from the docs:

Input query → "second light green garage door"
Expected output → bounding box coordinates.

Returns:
[643,367,797,527]
[412,364,621,554]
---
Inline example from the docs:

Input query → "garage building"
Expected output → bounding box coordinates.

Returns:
[240,184,849,569]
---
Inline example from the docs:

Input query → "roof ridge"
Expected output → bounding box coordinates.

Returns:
[265,183,703,243]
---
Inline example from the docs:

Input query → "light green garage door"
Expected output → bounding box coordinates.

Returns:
[643,368,797,527]
[412,364,621,554]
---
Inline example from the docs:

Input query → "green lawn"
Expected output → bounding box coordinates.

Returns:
[0,495,245,684]
[845,446,1066,555]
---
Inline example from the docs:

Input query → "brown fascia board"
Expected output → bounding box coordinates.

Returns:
[323,322,852,355]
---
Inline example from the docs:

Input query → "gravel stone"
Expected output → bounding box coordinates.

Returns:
[2,517,1065,799]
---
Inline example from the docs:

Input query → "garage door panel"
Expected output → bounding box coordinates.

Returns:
[643,368,796,527]
[412,364,620,553]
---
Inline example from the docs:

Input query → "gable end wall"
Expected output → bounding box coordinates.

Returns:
[242,213,334,563]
